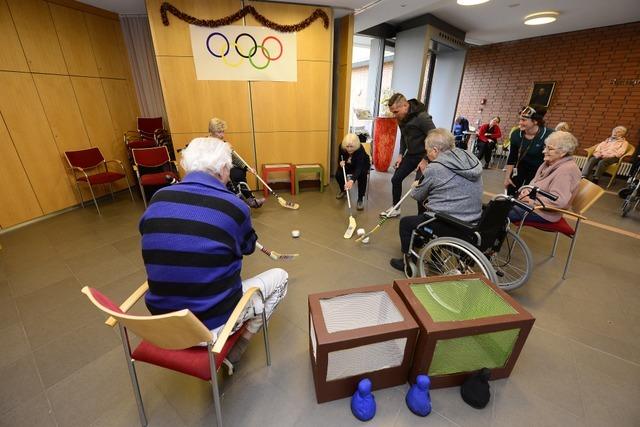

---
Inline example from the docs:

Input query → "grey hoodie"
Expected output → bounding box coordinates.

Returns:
[411,148,483,222]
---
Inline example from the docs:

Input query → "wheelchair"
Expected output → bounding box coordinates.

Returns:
[620,168,640,217]
[403,194,534,291]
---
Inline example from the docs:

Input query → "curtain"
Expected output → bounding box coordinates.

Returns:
[120,15,168,125]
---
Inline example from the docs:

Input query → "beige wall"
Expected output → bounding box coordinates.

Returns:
[0,0,139,228]
[146,0,334,185]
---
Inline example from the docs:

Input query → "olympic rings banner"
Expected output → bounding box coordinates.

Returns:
[190,25,297,81]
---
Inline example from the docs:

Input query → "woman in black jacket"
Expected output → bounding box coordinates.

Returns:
[336,133,371,210]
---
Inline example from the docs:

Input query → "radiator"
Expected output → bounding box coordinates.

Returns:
[573,155,632,177]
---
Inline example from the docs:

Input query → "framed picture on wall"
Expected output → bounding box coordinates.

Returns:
[528,81,556,107]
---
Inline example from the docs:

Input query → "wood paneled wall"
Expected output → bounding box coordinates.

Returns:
[0,0,139,228]
[146,0,333,184]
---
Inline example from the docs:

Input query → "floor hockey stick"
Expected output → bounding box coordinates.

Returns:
[355,178,421,243]
[256,241,299,261]
[341,158,356,239]
[231,151,299,210]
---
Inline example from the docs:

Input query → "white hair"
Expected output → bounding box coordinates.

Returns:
[546,131,578,155]
[341,133,361,150]
[180,137,231,175]
[425,128,455,152]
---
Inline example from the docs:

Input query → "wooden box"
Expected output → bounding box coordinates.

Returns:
[393,274,535,388]
[308,284,419,403]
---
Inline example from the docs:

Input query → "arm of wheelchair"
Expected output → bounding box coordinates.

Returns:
[105,282,149,327]
[433,212,477,232]
[533,205,587,220]
[212,287,262,354]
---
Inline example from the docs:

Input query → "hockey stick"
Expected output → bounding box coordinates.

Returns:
[231,151,299,210]
[341,157,356,239]
[355,178,421,243]
[256,241,299,261]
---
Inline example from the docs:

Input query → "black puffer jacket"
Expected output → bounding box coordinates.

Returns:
[399,99,436,156]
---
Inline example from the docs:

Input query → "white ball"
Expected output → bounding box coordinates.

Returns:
[356,228,365,236]
[291,230,300,238]
[362,237,370,244]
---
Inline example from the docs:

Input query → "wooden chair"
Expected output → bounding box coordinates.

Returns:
[515,179,604,279]
[81,283,270,427]
[584,143,635,188]
[64,147,134,215]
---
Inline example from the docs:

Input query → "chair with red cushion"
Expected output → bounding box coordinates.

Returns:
[137,117,164,139]
[514,179,604,279]
[81,282,270,427]
[64,147,134,215]
[131,146,179,207]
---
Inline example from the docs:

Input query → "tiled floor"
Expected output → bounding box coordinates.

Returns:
[1,168,639,427]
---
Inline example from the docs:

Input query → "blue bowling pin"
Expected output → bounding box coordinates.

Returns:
[351,378,376,421]
[406,374,431,416]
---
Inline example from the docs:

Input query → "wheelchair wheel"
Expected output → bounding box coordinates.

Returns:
[486,230,532,291]
[417,237,498,283]
[621,188,638,217]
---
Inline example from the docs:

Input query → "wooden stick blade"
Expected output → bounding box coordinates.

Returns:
[277,197,299,210]
[343,216,356,239]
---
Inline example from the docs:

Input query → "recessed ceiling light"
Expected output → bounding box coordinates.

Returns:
[524,11,559,25]
[457,0,491,5]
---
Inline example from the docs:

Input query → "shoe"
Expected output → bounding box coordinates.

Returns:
[390,257,405,272]
[246,197,265,209]
[357,199,364,210]
[336,190,346,199]
[380,207,401,218]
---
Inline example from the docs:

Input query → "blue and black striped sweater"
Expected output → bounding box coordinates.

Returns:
[139,171,257,330]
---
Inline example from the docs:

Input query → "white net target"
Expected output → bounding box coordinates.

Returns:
[326,338,407,381]
[319,291,404,333]
[318,291,407,381]
[310,314,317,361]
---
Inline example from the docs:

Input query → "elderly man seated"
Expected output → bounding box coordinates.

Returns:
[390,128,484,274]
[139,137,288,363]
[582,125,629,184]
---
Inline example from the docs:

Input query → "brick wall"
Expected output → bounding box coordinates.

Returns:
[455,22,640,152]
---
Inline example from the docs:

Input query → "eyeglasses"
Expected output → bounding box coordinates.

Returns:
[543,145,558,152]
[519,106,537,118]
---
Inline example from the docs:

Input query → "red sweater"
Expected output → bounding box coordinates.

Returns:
[477,123,502,144]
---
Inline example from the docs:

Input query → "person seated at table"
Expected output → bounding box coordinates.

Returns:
[140,137,288,363]
[390,129,483,273]
[581,125,629,184]
[476,116,502,169]
[509,131,582,224]
[453,116,470,149]
[335,133,371,210]
[209,117,265,208]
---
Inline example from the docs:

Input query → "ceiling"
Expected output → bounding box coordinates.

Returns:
[79,0,640,45]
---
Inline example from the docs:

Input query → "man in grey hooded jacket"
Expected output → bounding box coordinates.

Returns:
[390,128,483,273]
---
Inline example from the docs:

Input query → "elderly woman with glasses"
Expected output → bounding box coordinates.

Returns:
[508,131,582,224]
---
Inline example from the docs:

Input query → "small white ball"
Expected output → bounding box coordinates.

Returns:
[356,228,366,236]
[362,237,370,244]
[291,230,300,238]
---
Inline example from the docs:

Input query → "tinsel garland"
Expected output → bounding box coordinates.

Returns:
[160,3,329,32]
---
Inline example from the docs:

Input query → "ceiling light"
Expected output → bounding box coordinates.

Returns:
[457,0,491,5]
[524,11,559,25]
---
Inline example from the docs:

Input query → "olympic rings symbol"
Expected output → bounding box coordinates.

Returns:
[205,32,284,70]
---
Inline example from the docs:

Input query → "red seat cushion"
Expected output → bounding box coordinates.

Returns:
[78,172,126,185]
[516,217,575,237]
[131,330,243,381]
[127,139,156,149]
[140,172,178,186]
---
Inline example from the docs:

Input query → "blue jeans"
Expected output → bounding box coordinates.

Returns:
[508,206,550,224]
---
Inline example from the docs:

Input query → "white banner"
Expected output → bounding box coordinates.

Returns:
[190,25,297,82]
